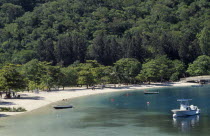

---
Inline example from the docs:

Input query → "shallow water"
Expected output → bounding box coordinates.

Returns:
[1,85,210,136]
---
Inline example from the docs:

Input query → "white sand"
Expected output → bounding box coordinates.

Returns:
[0,82,197,117]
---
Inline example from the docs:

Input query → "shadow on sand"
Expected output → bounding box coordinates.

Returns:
[55,88,94,92]
[0,114,9,118]
[0,101,15,106]
[3,94,45,100]
[15,96,45,100]
[147,82,175,86]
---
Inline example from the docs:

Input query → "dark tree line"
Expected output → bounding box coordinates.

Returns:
[1,55,210,94]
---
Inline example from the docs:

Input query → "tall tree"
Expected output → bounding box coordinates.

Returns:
[0,64,26,93]
[136,56,176,82]
[77,70,95,89]
[58,66,78,89]
[20,59,46,90]
[40,65,61,91]
[187,55,210,76]
[0,3,24,28]
[114,58,141,84]
[55,32,87,66]
[36,39,55,65]
[198,25,210,56]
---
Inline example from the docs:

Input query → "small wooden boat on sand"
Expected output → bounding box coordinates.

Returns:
[53,105,73,109]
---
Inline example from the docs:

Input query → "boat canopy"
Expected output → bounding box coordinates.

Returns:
[177,99,192,101]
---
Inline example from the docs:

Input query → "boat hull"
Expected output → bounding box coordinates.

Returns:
[54,105,73,109]
[171,109,200,117]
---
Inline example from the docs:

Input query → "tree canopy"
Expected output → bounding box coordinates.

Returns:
[187,55,210,76]
[136,56,185,82]
[0,0,209,90]
[0,0,209,66]
[0,64,26,91]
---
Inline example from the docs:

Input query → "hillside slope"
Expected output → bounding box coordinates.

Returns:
[0,0,209,66]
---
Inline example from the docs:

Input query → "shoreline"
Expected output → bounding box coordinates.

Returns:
[0,82,197,117]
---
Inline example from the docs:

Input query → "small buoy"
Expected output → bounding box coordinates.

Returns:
[111,98,115,102]
[147,102,150,104]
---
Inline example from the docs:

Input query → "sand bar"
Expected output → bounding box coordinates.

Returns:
[0,82,197,117]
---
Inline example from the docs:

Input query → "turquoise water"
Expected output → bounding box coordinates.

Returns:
[1,85,210,136]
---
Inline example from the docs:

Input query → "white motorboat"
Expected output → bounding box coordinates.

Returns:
[171,99,200,117]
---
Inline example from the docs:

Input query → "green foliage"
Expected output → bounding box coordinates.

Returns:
[136,59,160,82]
[0,0,55,11]
[20,59,46,88]
[75,60,102,88]
[92,66,113,84]
[89,32,121,65]
[41,65,61,90]
[12,50,36,64]
[0,64,26,91]
[55,32,87,66]
[170,60,186,81]
[170,72,180,81]
[0,0,209,86]
[0,107,26,112]
[0,0,208,66]
[77,60,102,70]
[0,3,24,28]
[59,66,78,89]
[136,56,185,82]
[114,58,141,83]
[77,70,95,88]
[198,24,210,56]
[187,55,210,76]
[19,59,61,90]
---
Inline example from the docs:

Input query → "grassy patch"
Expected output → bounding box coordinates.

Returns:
[0,107,27,112]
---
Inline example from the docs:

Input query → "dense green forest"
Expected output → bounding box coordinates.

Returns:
[0,0,209,66]
[0,0,210,92]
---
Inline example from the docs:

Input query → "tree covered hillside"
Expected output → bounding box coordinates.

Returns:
[0,0,210,66]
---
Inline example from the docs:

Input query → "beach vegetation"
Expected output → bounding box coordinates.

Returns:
[19,59,48,91]
[92,66,113,85]
[0,107,26,112]
[0,54,208,92]
[75,60,100,88]
[40,65,61,91]
[187,55,210,76]
[114,58,141,84]
[0,64,26,93]
[77,70,95,89]
[136,56,185,83]
[58,67,78,90]
[170,60,186,81]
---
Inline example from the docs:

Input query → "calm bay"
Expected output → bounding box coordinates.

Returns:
[1,85,210,136]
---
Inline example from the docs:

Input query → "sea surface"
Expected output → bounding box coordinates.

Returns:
[1,85,210,136]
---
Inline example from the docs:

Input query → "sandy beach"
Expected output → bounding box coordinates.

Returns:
[0,82,197,117]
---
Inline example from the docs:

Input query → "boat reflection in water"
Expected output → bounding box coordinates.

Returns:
[173,115,199,133]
